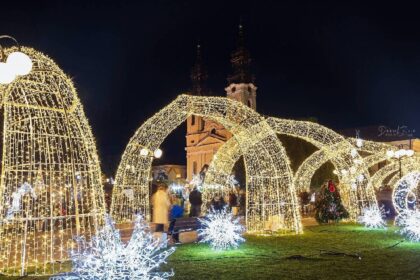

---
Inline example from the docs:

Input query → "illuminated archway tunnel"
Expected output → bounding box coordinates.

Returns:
[204,118,379,220]
[110,95,302,233]
[0,47,105,276]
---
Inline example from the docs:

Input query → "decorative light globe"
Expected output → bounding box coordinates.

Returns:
[356,138,363,148]
[406,150,415,157]
[386,150,394,158]
[7,51,32,76]
[0,62,16,84]
[140,148,149,157]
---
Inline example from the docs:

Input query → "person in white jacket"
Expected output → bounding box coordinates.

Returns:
[152,185,171,228]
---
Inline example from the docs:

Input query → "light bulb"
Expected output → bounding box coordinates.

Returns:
[140,148,149,157]
[153,148,163,159]
[0,62,16,84]
[386,150,394,158]
[7,51,32,76]
[356,138,363,148]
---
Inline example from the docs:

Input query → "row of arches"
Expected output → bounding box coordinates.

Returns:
[0,47,418,275]
[110,94,418,234]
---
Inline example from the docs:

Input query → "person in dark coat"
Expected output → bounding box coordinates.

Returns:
[211,195,226,211]
[189,186,202,217]
[228,192,237,209]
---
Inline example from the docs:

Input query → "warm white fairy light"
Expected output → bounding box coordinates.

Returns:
[198,207,245,250]
[358,205,386,229]
[5,182,36,220]
[204,118,379,222]
[0,47,105,276]
[396,210,420,242]
[51,215,175,280]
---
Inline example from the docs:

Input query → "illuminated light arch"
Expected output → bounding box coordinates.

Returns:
[371,159,420,190]
[205,118,377,220]
[392,171,420,213]
[0,47,105,275]
[348,138,394,154]
[293,139,394,193]
[293,141,350,193]
[111,95,302,233]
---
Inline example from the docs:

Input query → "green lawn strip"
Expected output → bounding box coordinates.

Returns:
[2,224,420,279]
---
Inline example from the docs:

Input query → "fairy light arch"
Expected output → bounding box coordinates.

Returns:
[111,95,302,233]
[293,142,395,196]
[204,118,378,220]
[0,47,105,276]
[371,159,420,190]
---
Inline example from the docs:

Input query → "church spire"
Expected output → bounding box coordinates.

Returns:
[227,24,254,84]
[190,43,208,96]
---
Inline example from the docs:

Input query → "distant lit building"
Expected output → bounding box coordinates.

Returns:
[185,25,257,181]
[151,164,186,185]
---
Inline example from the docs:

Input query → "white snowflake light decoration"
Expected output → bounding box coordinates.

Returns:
[198,207,245,250]
[51,214,175,280]
[397,210,420,242]
[358,206,386,229]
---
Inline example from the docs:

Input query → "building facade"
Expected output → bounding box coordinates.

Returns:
[185,25,257,181]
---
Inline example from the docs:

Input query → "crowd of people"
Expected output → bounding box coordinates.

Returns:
[151,183,245,228]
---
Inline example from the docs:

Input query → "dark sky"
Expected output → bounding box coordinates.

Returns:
[1,1,420,175]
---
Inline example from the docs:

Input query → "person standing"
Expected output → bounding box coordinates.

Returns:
[189,186,202,217]
[152,185,171,228]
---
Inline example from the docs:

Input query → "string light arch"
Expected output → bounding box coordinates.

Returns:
[111,95,302,233]
[0,47,105,276]
[204,118,378,220]
[371,159,420,190]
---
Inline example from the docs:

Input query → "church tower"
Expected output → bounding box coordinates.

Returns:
[185,27,257,181]
[225,24,257,109]
[185,44,229,181]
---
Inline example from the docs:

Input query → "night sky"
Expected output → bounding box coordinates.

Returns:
[1,1,419,175]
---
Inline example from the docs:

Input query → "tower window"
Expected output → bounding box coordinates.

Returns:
[248,86,252,92]
[191,115,195,125]
[211,128,216,134]
[232,86,236,93]
[247,99,252,108]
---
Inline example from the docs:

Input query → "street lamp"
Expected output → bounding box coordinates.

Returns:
[139,147,163,159]
[0,35,32,84]
[386,146,415,178]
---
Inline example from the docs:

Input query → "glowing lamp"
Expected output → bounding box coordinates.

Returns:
[153,148,163,159]
[139,148,149,157]
[7,51,32,75]
[0,62,15,84]
[406,150,415,157]
[356,138,363,148]
[386,150,394,158]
